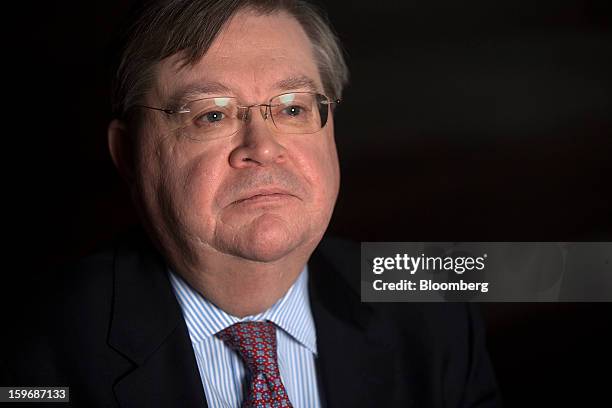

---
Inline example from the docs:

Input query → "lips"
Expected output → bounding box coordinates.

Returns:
[232,188,297,205]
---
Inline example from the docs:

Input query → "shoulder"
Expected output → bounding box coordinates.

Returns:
[309,237,500,406]
[313,235,477,330]
[2,230,143,386]
[312,236,487,373]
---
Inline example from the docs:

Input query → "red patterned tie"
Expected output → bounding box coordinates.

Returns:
[216,321,293,408]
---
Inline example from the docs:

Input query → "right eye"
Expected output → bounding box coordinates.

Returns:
[195,111,226,125]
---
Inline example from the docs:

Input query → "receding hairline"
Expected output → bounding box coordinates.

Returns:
[153,9,324,108]
[111,0,349,119]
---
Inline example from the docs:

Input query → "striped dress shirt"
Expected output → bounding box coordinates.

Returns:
[168,266,322,408]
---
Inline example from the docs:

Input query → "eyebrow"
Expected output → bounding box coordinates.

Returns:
[166,75,321,108]
[167,81,233,108]
[273,75,320,93]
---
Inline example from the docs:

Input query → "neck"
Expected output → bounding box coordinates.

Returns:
[167,245,312,318]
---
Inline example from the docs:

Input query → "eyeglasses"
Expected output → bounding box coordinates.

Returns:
[134,91,341,142]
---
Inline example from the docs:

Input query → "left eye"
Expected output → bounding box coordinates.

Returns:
[282,106,303,117]
[197,111,225,123]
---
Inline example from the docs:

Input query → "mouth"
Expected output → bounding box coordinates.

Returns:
[232,188,298,205]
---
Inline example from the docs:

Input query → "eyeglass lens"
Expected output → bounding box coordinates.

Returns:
[170,92,330,141]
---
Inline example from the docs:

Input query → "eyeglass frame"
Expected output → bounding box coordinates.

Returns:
[131,91,341,138]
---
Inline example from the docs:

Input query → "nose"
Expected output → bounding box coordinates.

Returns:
[229,105,286,168]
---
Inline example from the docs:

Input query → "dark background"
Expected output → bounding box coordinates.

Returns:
[5,0,612,406]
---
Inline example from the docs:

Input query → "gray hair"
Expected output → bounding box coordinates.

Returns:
[110,0,349,119]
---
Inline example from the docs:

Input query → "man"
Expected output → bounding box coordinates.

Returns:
[2,1,501,407]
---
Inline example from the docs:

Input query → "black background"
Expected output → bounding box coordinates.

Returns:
[5,0,612,406]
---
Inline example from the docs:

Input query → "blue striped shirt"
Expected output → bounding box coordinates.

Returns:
[168,267,321,408]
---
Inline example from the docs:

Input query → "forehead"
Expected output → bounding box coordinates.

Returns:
[154,10,322,104]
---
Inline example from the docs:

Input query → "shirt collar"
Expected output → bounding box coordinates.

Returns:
[168,266,317,354]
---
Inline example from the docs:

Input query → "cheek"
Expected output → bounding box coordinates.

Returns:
[134,132,165,202]
[291,132,340,204]
[147,133,230,234]
[175,146,229,218]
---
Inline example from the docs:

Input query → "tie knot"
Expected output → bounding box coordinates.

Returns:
[216,321,279,375]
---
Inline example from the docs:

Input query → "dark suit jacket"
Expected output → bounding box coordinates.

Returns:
[2,229,501,407]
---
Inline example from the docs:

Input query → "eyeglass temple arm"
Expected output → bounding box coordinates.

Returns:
[321,98,341,106]
[133,104,190,115]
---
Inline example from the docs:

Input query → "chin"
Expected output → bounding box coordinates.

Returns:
[223,213,306,262]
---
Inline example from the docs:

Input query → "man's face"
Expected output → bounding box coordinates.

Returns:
[133,10,340,263]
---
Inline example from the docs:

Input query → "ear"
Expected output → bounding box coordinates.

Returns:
[108,118,135,185]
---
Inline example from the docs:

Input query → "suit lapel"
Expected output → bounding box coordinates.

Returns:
[108,231,208,408]
[308,241,415,408]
